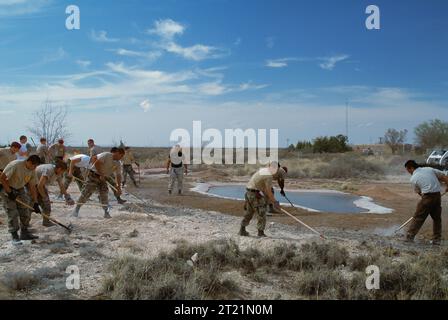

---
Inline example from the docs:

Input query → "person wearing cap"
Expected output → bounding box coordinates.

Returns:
[268,164,288,214]
[404,160,448,245]
[0,155,41,244]
[49,139,67,163]
[72,147,125,219]
[36,137,49,164]
[239,162,284,238]
[35,161,74,227]
[166,145,188,195]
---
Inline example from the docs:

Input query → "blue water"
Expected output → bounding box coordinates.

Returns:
[207,185,364,214]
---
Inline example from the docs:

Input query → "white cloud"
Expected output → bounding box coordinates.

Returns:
[147,19,185,39]
[238,82,269,91]
[318,54,350,70]
[140,99,152,112]
[110,48,162,61]
[164,42,225,61]
[146,18,228,61]
[266,36,275,49]
[90,30,119,43]
[265,55,350,70]
[0,0,51,16]
[76,60,91,68]
[266,60,287,68]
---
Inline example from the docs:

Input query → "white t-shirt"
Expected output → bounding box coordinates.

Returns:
[70,154,91,169]
[410,167,445,194]
[16,143,29,160]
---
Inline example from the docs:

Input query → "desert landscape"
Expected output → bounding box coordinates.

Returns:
[1,149,447,300]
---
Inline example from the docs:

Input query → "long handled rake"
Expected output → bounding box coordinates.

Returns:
[394,191,447,234]
[281,193,326,239]
[15,198,73,233]
[280,207,326,240]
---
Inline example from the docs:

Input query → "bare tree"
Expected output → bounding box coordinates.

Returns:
[384,128,407,154]
[28,100,71,145]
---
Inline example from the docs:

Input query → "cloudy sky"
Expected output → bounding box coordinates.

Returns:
[0,0,447,147]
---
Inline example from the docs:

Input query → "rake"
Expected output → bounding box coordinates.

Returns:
[15,198,73,233]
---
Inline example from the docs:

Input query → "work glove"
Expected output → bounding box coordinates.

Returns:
[7,190,18,201]
[64,194,75,206]
[33,203,42,214]
[280,189,286,197]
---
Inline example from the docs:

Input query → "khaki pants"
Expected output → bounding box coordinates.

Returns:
[241,190,267,231]
[168,167,184,192]
[1,188,32,233]
[407,192,442,241]
[77,172,109,209]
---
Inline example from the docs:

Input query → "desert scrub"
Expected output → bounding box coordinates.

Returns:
[102,240,350,300]
[281,153,385,179]
[1,271,40,291]
[102,239,448,300]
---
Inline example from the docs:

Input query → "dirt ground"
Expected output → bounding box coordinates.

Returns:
[0,167,446,299]
[137,168,448,239]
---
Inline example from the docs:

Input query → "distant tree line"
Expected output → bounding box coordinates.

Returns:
[383,118,448,154]
[288,119,448,155]
[291,134,352,154]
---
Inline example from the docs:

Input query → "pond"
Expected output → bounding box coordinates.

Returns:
[192,184,393,214]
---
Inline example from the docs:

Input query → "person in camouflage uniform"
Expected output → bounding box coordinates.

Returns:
[122,147,139,187]
[36,138,49,164]
[239,162,286,238]
[64,153,90,192]
[0,142,21,173]
[72,148,125,219]
[0,155,41,244]
[49,139,67,163]
[36,161,74,227]
[0,142,21,209]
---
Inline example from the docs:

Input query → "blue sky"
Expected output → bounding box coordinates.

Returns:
[0,0,447,146]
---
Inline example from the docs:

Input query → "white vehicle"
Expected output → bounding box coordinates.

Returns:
[426,149,448,167]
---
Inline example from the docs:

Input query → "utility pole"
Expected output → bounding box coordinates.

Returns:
[345,99,349,142]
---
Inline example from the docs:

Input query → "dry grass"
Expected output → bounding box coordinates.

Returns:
[102,239,448,300]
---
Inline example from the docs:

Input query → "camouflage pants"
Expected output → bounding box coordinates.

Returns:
[37,186,52,222]
[168,167,184,192]
[123,164,137,186]
[63,165,85,192]
[106,176,121,199]
[77,172,109,209]
[1,188,32,233]
[241,190,267,231]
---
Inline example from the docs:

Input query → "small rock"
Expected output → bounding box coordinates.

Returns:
[128,229,139,238]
